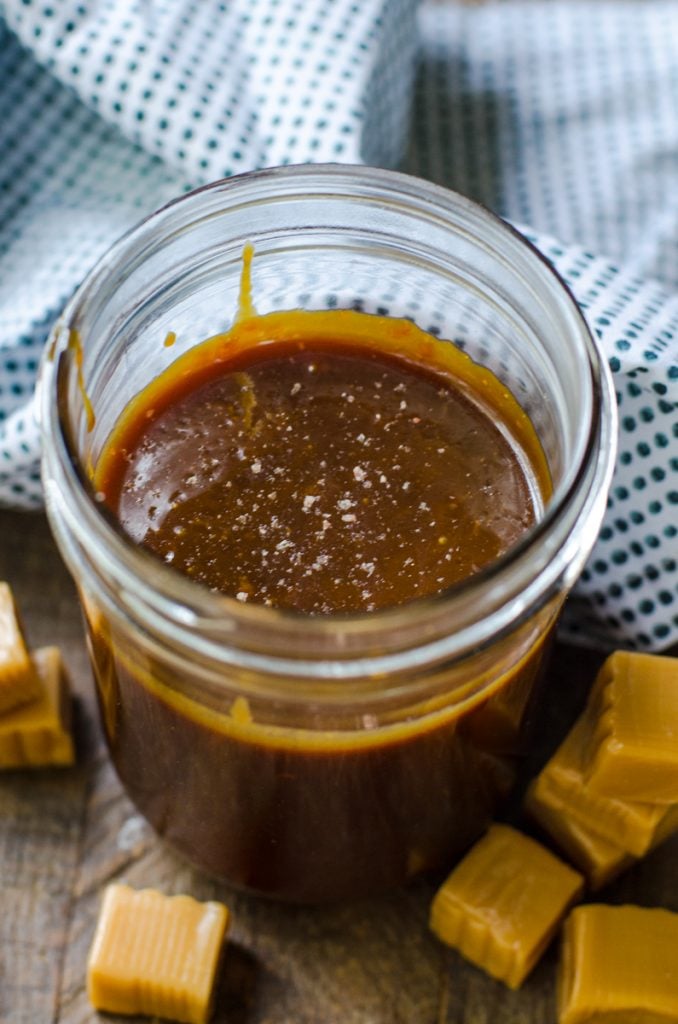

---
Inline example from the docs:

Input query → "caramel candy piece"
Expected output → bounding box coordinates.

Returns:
[0,582,41,713]
[558,905,678,1023]
[526,767,678,889]
[525,776,635,890]
[87,884,229,1024]
[528,770,634,884]
[0,647,75,768]
[430,824,583,989]
[584,651,678,803]
[525,714,678,860]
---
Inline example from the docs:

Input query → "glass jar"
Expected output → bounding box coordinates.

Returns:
[40,165,616,902]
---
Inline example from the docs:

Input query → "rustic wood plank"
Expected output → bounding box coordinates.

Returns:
[1,508,677,1024]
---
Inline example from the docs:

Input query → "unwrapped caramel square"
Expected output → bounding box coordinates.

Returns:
[525,774,635,890]
[87,884,229,1024]
[558,904,678,1023]
[525,713,678,861]
[584,651,678,803]
[0,646,74,768]
[0,581,41,713]
[430,824,583,989]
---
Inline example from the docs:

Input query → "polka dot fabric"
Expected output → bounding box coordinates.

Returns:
[408,1,678,290]
[520,234,678,651]
[4,0,418,175]
[0,0,676,649]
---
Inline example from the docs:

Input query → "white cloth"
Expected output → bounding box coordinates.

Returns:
[0,0,676,649]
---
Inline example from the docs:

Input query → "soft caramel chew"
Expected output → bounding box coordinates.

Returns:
[0,582,41,713]
[525,714,678,859]
[430,824,583,989]
[0,647,74,768]
[87,884,229,1024]
[525,775,635,890]
[558,904,678,1023]
[584,651,678,803]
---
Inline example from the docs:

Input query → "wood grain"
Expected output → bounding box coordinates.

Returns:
[0,508,676,1024]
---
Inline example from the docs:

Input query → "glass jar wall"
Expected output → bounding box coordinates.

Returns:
[40,166,616,901]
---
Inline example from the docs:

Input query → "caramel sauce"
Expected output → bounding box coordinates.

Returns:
[95,310,549,613]
[68,328,96,433]
[86,273,556,901]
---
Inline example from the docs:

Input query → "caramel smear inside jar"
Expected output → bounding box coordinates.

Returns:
[95,287,550,614]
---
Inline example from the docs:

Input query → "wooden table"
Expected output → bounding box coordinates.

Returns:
[1,508,677,1024]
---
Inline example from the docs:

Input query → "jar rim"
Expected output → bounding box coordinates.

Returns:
[41,164,617,679]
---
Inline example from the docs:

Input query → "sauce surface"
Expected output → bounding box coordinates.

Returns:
[96,313,548,614]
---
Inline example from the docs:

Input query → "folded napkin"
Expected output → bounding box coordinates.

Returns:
[0,0,675,650]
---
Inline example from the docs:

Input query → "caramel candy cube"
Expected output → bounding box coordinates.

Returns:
[0,582,41,713]
[87,884,229,1024]
[0,647,75,768]
[558,905,678,1023]
[525,775,635,890]
[525,714,678,859]
[584,651,678,803]
[430,824,583,989]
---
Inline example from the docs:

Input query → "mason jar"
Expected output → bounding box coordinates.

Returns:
[40,165,616,902]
